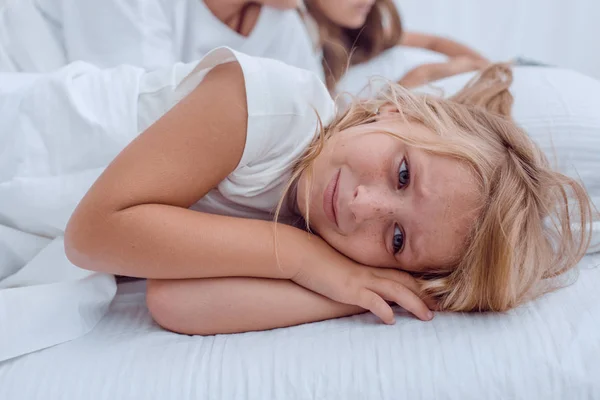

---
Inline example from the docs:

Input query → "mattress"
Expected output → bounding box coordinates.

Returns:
[1,253,599,400]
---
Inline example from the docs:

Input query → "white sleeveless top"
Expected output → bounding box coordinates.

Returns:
[171,47,335,222]
[0,0,324,80]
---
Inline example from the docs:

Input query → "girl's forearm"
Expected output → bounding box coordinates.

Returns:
[146,277,365,335]
[65,204,318,280]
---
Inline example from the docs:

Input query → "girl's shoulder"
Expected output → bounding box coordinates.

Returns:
[178,47,335,219]
[179,47,335,170]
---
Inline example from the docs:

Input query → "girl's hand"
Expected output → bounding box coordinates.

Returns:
[291,238,434,324]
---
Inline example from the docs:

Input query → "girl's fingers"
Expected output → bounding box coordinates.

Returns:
[372,278,433,322]
[357,289,395,325]
[375,269,438,310]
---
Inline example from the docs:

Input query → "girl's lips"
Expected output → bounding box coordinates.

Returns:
[332,169,341,228]
[323,169,341,227]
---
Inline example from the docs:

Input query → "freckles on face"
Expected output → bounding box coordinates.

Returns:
[297,118,483,273]
[406,157,481,271]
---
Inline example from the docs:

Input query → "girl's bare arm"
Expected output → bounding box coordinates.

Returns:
[147,277,365,335]
[65,62,315,281]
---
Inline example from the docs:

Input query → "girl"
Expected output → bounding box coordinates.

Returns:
[63,47,592,335]
[304,0,490,90]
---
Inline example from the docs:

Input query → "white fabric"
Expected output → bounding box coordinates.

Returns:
[1,254,599,399]
[0,62,141,361]
[0,0,323,79]
[337,46,447,95]
[181,49,333,222]
[178,1,323,80]
[0,47,332,361]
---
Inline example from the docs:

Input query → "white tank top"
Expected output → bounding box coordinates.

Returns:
[139,47,334,223]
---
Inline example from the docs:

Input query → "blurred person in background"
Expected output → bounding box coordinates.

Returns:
[0,0,487,91]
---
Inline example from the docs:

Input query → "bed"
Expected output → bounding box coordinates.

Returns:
[1,1,600,399]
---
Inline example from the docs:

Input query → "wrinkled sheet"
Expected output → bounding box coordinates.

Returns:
[0,63,144,361]
[0,255,599,400]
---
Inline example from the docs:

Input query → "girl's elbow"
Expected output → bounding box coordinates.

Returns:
[146,280,176,331]
[146,280,220,336]
[64,217,89,268]
[64,212,108,273]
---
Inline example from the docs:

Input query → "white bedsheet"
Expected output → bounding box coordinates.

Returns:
[1,254,599,400]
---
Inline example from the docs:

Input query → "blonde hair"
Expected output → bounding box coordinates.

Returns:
[304,0,403,91]
[277,64,594,312]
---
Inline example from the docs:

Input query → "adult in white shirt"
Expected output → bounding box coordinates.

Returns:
[0,0,323,78]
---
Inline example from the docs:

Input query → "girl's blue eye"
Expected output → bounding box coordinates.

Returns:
[398,159,410,188]
[393,224,404,254]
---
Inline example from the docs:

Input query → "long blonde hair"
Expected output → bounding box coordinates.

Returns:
[278,64,594,312]
[304,0,403,91]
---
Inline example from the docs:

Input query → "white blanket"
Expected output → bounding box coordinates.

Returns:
[0,63,143,361]
[0,59,599,398]
[0,57,205,362]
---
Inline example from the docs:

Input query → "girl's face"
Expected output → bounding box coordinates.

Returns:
[296,115,482,273]
[311,0,376,29]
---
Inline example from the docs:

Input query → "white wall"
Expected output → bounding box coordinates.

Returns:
[397,0,600,78]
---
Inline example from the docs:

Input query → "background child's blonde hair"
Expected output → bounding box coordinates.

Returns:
[279,64,594,312]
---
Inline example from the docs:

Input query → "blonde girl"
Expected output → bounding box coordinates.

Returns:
[63,48,592,335]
